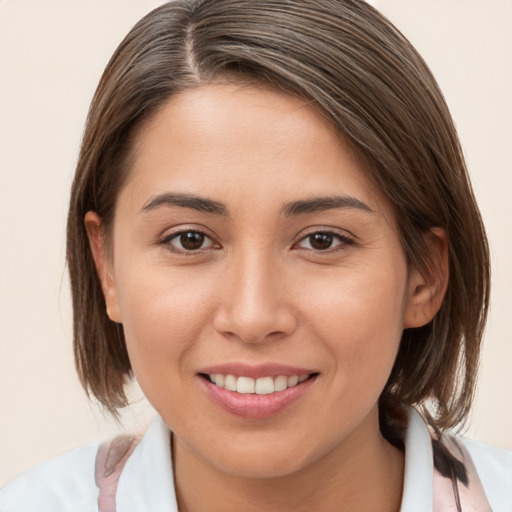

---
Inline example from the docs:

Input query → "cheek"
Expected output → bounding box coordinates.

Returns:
[115,264,216,387]
[300,261,407,390]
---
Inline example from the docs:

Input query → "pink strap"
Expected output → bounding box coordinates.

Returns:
[433,434,492,512]
[95,435,140,512]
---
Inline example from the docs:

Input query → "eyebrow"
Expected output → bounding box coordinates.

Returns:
[282,195,373,216]
[140,192,373,218]
[141,193,229,216]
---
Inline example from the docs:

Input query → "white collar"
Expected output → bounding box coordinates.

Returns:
[117,408,434,511]
[117,415,178,511]
[399,407,434,511]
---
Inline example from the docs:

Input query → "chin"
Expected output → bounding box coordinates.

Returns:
[213,450,311,480]
[195,433,318,480]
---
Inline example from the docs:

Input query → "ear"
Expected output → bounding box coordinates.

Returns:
[84,211,122,323]
[404,228,449,328]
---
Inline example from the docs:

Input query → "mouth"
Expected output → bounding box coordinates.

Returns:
[201,373,313,395]
[198,367,319,419]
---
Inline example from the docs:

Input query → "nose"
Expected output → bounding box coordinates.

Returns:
[213,250,297,344]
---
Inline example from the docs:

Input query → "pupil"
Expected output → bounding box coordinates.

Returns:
[310,233,333,250]
[180,232,204,250]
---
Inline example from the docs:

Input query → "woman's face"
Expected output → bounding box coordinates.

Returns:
[91,83,427,478]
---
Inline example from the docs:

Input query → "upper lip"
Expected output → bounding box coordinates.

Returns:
[198,362,317,379]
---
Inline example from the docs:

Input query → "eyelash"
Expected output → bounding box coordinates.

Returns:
[159,229,355,255]
[160,230,218,255]
[294,230,355,253]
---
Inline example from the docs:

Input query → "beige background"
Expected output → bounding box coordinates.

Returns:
[1,0,511,487]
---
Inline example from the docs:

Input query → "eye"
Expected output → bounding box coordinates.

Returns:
[163,230,216,252]
[296,231,353,251]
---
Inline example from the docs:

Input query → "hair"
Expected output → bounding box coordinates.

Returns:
[67,0,489,434]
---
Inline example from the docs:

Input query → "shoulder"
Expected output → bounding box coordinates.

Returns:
[0,442,100,512]
[463,438,512,509]
[402,407,512,511]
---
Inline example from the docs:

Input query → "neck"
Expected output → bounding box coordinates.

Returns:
[173,407,404,512]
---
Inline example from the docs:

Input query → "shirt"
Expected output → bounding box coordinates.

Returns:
[1,408,511,511]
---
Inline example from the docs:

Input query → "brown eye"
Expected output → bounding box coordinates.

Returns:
[296,231,353,252]
[165,230,215,252]
[308,233,334,250]
[179,232,205,250]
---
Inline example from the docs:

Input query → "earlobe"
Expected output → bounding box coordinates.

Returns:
[84,211,122,323]
[404,228,449,329]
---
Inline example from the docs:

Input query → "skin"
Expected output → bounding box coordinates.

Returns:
[86,83,447,512]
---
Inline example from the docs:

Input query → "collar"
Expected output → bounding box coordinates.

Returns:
[400,407,434,511]
[115,408,436,511]
[116,415,178,511]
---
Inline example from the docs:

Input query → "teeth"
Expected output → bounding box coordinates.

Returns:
[208,373,310,394]
[255,376,274,395]
[225,374,237,391]
[287,375,299,386]
[274,375,288,392]
[237,376,255,394]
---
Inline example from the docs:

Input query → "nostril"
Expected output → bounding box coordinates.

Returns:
[213,305,298,345]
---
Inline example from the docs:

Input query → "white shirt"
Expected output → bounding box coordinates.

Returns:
[1,409,511,511]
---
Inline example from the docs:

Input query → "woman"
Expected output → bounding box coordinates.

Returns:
[1,1,510,510]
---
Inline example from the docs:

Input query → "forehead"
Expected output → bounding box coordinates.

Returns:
[119,83,387,217]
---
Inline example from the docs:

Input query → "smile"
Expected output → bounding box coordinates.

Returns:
[198,366,318,419]
[208,374,309,394]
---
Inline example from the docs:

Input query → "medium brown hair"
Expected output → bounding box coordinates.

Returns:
[67,0,489,431]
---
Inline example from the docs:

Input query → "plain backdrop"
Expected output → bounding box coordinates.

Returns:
[1,0,511,487]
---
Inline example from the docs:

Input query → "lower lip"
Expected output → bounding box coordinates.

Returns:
[199,375,317,420]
